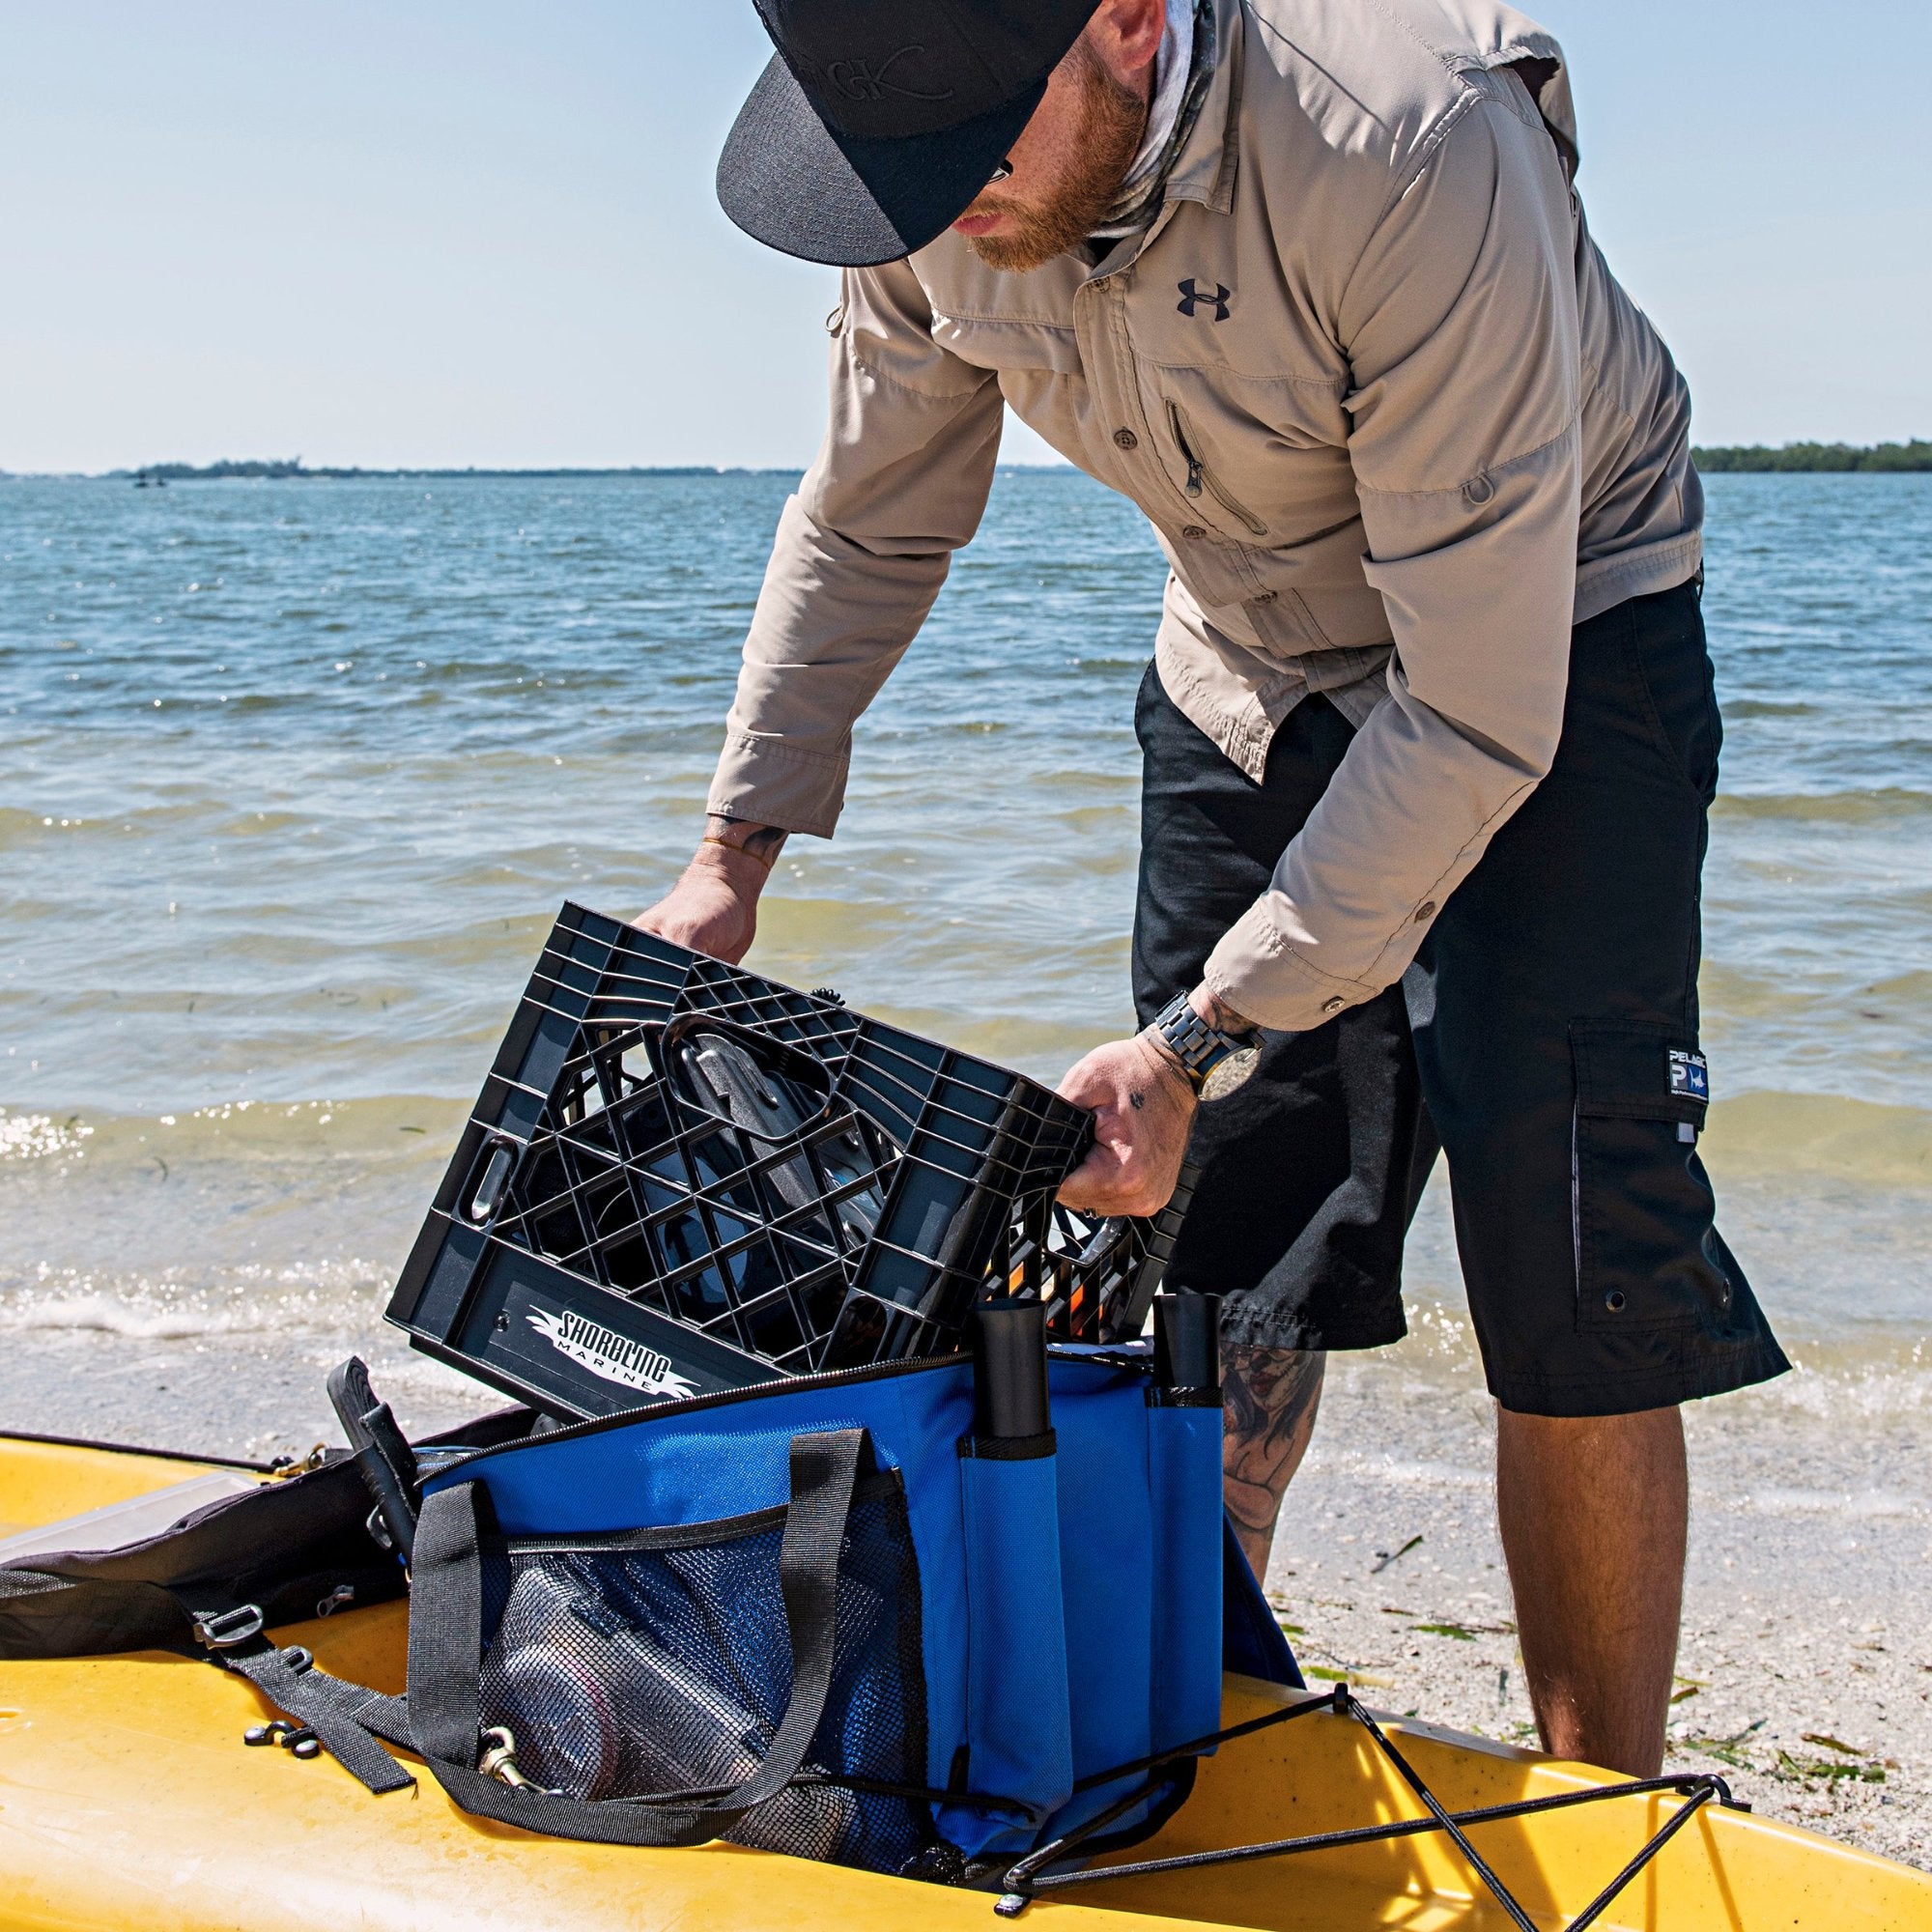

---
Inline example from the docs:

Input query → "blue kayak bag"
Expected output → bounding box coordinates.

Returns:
[391,1346,1298,1876]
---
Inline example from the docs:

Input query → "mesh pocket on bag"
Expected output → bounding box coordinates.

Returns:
[477,1473,933,1873]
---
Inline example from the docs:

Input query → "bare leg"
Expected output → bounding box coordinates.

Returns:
[1494,1404,1688,1777]
[1222,1346,1327,1581]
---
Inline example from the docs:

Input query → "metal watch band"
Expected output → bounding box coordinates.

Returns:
[1151,991,1256,1092]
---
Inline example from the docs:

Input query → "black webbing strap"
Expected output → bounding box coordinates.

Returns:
[217,1642,416,1795]
[403,1426,867,1847]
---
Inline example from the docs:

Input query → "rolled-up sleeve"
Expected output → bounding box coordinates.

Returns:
[707,259,1005,837]
[1204,89,1583,1030]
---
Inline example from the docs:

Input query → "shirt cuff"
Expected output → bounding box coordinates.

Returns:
[706,732,849,839]
[1200,899,1388,1034]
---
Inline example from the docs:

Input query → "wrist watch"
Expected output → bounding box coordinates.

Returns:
[1150,991,1264,1102]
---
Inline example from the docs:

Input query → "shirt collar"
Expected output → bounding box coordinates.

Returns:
[1159,0,1241,216]
[1084,0,1240,274]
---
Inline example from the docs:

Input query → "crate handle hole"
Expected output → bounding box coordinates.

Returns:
[464,1138,518,1226]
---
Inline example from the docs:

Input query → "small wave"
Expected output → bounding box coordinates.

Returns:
[0,1095,469,1166]
[0,1261,396,1340]
[0,809,128,852]
[1713,786,1932,823]
[0,1111,95,1163]
[1720,697,1818,720]
[1748,1343,1932,1414]
[1,1290,239,1340]
[1703,1091,1932,1190]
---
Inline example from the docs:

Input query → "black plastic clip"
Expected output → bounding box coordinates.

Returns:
[193,1605,266,1651]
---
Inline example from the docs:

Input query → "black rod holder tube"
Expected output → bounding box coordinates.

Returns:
[972,1300,1051,1441]
[1151,1292,1222,1399]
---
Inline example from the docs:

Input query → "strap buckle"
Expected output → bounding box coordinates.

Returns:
[193,1604,266,1650]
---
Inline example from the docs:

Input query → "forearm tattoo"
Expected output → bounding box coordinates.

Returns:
[703,815,789,868]
[1221,1344,1326,1545]
[1196,988,1257,1036]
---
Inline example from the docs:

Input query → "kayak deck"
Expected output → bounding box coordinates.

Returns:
[1,1435,1928,1931]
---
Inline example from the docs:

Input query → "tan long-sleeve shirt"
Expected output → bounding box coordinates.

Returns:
[708,0,1702,1032]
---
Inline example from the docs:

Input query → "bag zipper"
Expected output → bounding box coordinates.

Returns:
[1166,401,1268,536]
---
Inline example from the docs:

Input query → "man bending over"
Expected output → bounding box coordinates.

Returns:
[644,0,1787,1777]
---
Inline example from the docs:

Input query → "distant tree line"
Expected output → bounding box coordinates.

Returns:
[1693,440,1932,472]
[97,445,1932,483]
[133,459,311,480]
[121,460,757,481]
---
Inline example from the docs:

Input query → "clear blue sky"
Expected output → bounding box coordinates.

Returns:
[1,0,1924,471]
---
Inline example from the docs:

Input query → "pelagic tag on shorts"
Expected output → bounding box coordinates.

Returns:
[1667,1048,1710,1104]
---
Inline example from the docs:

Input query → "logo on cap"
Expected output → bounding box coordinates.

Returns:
[818,45,954,103]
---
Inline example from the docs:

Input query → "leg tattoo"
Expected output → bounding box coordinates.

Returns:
[1222,1345,1327,1581]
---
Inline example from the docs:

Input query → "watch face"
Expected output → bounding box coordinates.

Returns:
[1200,1043,1263,1103]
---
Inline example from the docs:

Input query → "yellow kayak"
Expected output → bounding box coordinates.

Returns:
[2,1432,1928,1932]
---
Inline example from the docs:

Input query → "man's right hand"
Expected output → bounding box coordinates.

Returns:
[634,819,786,966]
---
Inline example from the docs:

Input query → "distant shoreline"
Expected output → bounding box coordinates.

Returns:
[4,441,1929,480]
[1693,440,1931,473]
[16,462,810,482]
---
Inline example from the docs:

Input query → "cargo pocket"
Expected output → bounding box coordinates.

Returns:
[463,1435,936,1875]
[1570,1021,1733,1332]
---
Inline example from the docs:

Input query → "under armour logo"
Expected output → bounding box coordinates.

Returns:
[1177,278,1231,321]
[821,46,953,103]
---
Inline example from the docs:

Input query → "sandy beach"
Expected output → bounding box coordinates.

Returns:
[1274,1341,1932,1873]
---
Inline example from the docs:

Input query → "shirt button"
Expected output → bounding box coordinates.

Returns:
[1321,995,1345,1014]
[1464,474,1495,505]
[1113,428,1139,450]
[1181,525,1208,540]
[1604,1290,1628,1313]
[1414,900,1436,922]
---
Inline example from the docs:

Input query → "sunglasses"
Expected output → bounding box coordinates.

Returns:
[987,157,1014,184]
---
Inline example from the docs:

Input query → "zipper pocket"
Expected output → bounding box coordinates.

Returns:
[1166,401,1268,536]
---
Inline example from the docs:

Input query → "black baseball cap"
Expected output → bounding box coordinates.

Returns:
[718,0,1102,268]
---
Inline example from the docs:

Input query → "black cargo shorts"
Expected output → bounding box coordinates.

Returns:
[1134,579,1789,1417]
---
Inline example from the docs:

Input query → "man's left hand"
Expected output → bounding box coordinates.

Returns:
[1055,1029,1196,1216]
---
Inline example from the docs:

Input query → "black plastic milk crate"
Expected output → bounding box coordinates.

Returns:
[388,904,1188,1417]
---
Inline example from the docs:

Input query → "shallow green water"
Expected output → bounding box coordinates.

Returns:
[1,469,1927,1388]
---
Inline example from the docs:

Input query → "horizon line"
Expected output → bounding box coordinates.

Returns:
[5,436,1928,482]
[0,461,1079,482]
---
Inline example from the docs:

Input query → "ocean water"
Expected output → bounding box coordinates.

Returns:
[1,469,1928,1452]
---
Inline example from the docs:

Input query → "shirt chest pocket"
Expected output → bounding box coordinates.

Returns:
[1141,364,1354,541]
[1164,401,1269,537]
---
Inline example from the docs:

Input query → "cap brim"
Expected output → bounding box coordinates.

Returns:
[717,53,1047,269]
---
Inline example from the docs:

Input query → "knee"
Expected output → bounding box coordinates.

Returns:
[1223,1346,1326,1440]
[1495,1403,1686,1486]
